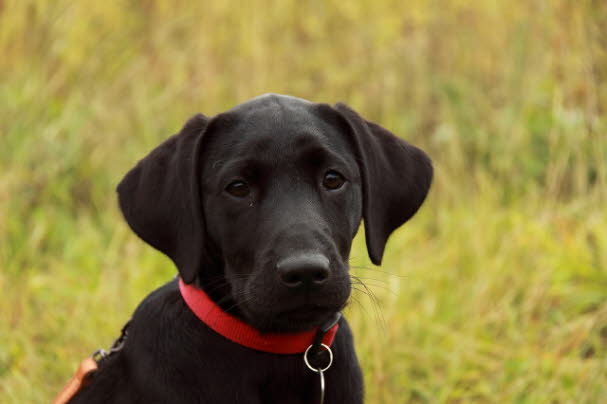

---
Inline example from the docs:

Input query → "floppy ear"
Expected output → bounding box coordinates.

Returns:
[117,114,209,283]
[334,103,433,265]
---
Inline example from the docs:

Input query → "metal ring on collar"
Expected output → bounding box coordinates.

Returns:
[304,343,333,373]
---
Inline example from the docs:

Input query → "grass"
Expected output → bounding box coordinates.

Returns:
[1,0,606,402]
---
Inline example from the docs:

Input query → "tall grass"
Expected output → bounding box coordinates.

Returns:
[1,0,606,402]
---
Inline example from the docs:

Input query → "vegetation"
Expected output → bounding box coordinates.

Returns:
[1,1,606,402]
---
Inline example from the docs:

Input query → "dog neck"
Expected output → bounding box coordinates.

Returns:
[178,278,339,354]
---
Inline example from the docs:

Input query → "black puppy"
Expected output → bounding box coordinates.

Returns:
[68,94,432,403]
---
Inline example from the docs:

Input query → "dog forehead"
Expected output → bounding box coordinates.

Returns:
[208,95,349,160]
[226,93,321,132]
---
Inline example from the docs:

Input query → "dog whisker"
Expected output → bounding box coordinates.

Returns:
[349,265,411,280]
[350,276,387,335]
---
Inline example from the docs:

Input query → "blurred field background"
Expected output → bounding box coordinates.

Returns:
[1,0,606,402]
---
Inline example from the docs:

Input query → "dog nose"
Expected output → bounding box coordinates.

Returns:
[277,254,330,289]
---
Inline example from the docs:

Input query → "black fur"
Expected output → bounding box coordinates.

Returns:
[69,94,432,403]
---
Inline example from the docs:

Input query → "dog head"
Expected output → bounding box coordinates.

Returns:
[117,94,432,332]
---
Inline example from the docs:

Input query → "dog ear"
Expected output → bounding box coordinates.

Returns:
[117,114,209,283]
[334,103,433,265]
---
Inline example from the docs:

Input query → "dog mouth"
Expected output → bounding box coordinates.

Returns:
[234,275,351,332]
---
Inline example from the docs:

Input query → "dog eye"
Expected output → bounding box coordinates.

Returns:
[225,180,250,198]
[322,171,346,190]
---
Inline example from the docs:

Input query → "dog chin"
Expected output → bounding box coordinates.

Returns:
[242,305,339,333]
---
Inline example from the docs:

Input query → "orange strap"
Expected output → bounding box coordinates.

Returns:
[52,357,98,404]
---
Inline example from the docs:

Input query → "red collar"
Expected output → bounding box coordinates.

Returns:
[178,278,339,354]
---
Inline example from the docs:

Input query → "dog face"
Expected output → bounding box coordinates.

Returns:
[117,94,432,332]
[199,96,362,331]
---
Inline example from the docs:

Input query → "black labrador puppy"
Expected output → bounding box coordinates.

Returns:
[69,94,432,404]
